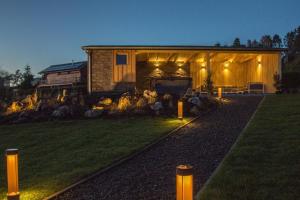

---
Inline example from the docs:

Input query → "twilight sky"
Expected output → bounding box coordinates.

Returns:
[0,0,299,75]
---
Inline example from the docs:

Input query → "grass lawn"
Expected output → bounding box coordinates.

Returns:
[0,117,189,200]
[198,94,300,200]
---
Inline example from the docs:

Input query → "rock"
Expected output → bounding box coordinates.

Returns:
[117,96,131,112]
[98,98,112,106]
[162,94,173,109]
[84,109,103,118]
[143,90,157,104]
[150,101,163,115]
[136,97,147,109]
[188,96,202,107]
[52,105,70,118]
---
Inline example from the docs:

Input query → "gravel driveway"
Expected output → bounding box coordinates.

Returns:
[53,96,262,200]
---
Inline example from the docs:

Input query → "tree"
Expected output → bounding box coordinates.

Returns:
[19,65,34,89]
[272,34,282,48]
[214,42,221,47]
[251,39,259,47]
[0,69,10,87]
[284,31,295,49]
[232,37,241,47]
[247,40,252,47]
[11,69,23,87]
[260,35,273,48]
[293,26,300,52]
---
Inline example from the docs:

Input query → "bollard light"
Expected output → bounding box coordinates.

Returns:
[176,165,193,200]
[6,149,20,200]
[218,87,222,99]
[178,100,183,120]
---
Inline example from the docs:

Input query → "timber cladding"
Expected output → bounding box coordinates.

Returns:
[90,50,137,92]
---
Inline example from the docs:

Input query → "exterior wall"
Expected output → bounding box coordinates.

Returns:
[88,49,281,94]
[244,53,281,93]
[46,71,81,85]
[91,50,114,92]
[90,49,136,92]
[113,50,136,82]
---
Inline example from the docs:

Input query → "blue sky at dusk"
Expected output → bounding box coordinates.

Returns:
[0,0,299,74]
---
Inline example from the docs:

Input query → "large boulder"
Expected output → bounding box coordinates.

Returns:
[136,97,147,109]
[143,90,157,104]
[52,105,70,118]
[84,109,103,118]
[150,101,163,115]
[188,96,202,107]
[117,96,131,112]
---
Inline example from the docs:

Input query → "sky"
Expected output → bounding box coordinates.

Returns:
[0,0,299,75]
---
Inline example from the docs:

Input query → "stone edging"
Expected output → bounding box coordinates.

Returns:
[43,115,202,200]
[195,96,266,199]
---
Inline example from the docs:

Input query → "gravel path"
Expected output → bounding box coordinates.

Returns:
[54,96,262,200]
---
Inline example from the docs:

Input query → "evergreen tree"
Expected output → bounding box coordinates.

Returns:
[19,65,34,89]
[232,37,241,47]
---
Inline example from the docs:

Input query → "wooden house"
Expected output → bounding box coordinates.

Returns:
[81,45,284,94]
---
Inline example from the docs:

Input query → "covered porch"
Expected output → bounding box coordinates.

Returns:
[134,50,281,94]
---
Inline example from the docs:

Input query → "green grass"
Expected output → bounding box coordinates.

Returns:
[198,94,300,200]
[0,117,189,200]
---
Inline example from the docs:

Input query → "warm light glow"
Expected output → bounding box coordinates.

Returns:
[154,62,160,67]
[178,100,183,120]
[6,149,20,200]
[224,62,229,68]
[218,87,222,99]
[176,165,193,200]
[177,61,185,67]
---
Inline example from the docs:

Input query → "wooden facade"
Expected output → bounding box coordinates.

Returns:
[83,46,283,94]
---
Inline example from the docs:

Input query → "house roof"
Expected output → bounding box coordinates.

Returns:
[39,61,87,74]
[82,45,286,52]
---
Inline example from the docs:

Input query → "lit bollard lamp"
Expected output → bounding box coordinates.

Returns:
[176,165,193,200]
[178,100,183,120]
[218,87,222,99]
[6,149,20,200]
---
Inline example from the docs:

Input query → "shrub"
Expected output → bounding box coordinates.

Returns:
[281,72,300,92]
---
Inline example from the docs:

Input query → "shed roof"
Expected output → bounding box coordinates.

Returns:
[82,45,286,52]
[39,61,87,74]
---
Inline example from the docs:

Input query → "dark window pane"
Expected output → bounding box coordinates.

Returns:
[116,54,127,65]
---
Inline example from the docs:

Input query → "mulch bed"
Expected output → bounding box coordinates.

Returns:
[53,96,262,200]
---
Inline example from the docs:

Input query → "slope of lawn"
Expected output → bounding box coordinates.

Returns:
[198,94,300,200]
[0,117,188,200]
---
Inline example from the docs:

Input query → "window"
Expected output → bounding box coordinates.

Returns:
[116,54,127,65]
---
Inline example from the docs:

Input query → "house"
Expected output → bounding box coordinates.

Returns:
[38,61,87,95]
[82,45,284,95]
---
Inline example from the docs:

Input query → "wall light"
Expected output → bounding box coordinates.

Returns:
[6,149,20,200]
[224,62,229,68]
[176,165,193,200]
[177,61,185,67]
[154,61,160,67]
[178,100,183,120]
[218,87,222,99]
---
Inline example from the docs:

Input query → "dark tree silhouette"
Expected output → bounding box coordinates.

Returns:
[260,35,273,48]
[19,65,34,89]
[272,34,282,48]
[247,40,252,47]
[232,37,241,47]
